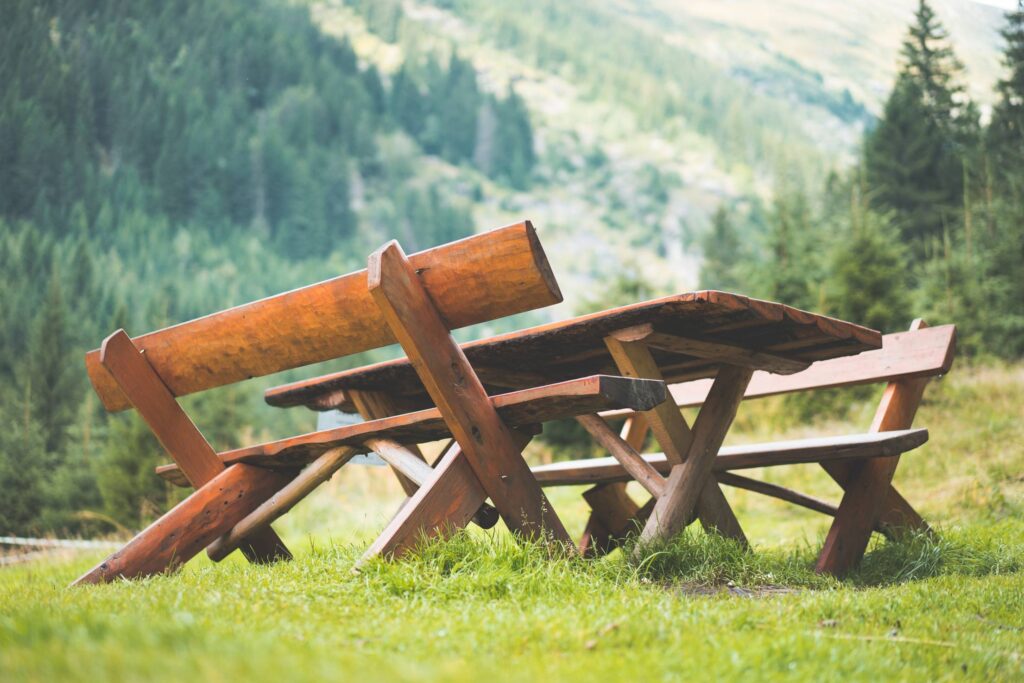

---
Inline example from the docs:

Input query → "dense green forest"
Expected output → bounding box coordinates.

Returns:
[0,0,537,535]
[0,0,1021,536]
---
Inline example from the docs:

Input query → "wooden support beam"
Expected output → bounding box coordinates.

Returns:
[640,365,753,545]
[367,240,571,548]
[578,484,643,557]
[206,448,357,562]
[359,431,534,564]
[578,415,649,557]
[576,414,666,498]
[605,330,747,544]
[99,329,290,564]
[350,389,426,496]
[617,324,810,375]
[73,464,292,585]
[367,438,499,529]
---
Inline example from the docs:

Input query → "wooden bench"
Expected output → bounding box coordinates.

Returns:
[532,319,956,574]
[73,222,667,585]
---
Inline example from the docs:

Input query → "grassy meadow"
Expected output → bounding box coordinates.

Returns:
[1,363,1022,682]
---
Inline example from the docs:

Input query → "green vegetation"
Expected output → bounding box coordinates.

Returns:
[2,364,1023,682]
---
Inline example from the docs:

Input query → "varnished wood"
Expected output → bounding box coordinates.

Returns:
[816,335,932,576]
[73,465,293,585]
[155,375,667,484]
[613,323,810,375]
[577,415,649,557]
[367,240,571,547]
[576,414,666,498]
[530,429,930,485]
[367,438,500,530]
[87,222,562,412]
[578,484,642,557]
[638,365,753,544]
[99,329,291,564]
[716,472,840,519]
[350,389,426,496]
[358,431,533,564]
[265,291,883,412]
[604,331,746,544]
[206,448,357,562]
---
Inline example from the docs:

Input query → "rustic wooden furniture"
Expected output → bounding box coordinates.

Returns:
[262,290,904,573]
[532,319,955,574]
[74,222,668,585]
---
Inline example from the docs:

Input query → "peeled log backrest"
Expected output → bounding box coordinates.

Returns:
[666,323,956,409]
[86,222,562,412]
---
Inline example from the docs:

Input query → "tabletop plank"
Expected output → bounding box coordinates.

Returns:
[266,291,881,413]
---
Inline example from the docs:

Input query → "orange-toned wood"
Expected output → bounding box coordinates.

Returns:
[576,414,666,498]
[206,447,357,562]
[87,222,562,412]
[815,324,933,576]
[616,323,810,375]
[530,429,929,486]
[640,365,753,544]
[155,375,667,484]
[264,291,883,412]
[358,430,534,565]
[73,464,293,585]
[578,484,643,557]
[99,329,291,564]
[578,415,649,557]
[604,331,746,544]
[367,240,571,547]
[350,389,426,496]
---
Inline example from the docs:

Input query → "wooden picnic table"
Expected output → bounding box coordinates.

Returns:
[265,290,882,550]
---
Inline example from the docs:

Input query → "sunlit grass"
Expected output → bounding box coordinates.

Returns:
[2,365,1022,681]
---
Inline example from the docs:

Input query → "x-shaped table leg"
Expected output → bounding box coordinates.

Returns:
[604,330,749,545]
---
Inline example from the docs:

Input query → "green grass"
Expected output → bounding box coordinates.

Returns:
[2,364,1023,681]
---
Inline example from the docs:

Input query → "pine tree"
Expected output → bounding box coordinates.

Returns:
[988,1,1024,198]
[864,0,976,255]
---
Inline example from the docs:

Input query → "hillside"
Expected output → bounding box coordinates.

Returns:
[317,0,1006,307]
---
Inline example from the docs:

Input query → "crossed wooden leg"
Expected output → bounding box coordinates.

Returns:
[360,241,572,562]
[73,330,293,585]
[575,329,749,557]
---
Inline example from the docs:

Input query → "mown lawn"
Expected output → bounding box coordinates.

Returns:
[1,365,1022,682]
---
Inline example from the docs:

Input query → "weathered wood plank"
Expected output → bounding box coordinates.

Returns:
[87,222,562,412]
[530,429,930,486]
[641,365,754,544]
[616,323,810,375]
[205,448,356,562]
[73,464,292,585]
[155,375,667,484]
[367,240,571,547]
[576,414,666,498]
[264,291,882,412]
[99,329,291,564]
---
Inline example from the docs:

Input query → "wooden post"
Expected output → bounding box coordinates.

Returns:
[640,365,753,545]
[815,320,933,576]
[605,328,747,544]
[366,241,572,550]
[98,330,291,566]
[578,415,647,557]
[74,464,293,585]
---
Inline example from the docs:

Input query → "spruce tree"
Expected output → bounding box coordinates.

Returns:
[864,0,975,254]
[988,1,1024,197]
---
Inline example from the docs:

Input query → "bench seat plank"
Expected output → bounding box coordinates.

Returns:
[530,429,929,487]
[156,375,667,485]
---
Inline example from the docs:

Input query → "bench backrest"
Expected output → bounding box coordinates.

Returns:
[86,222,561,412]
[667,322,956,409]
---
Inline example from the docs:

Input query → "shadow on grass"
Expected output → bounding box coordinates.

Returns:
[627,519,1024,590]
[351,518,1024,598]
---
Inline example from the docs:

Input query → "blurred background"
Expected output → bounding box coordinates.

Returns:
[0,0,1021,541]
